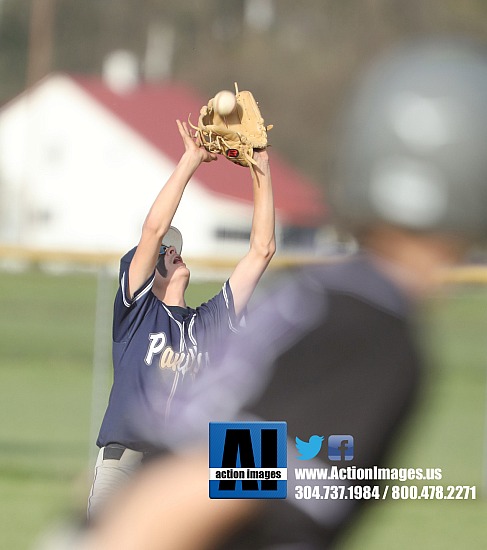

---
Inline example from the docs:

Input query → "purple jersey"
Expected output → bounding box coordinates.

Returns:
[97,248,241,452]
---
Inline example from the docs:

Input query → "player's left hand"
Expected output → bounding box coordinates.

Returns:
[177,120,218,164]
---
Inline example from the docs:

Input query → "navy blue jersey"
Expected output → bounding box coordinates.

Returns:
[97,248,241,452]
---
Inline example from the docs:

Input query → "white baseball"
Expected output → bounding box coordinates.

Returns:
[213,90,237,116]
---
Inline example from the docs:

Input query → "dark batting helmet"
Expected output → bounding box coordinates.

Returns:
[331,38,487,240]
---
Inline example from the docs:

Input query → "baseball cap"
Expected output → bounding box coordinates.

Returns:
[161,226,183,255]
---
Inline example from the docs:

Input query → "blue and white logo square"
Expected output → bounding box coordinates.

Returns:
[328,434,354,461]
[209,421,287,499]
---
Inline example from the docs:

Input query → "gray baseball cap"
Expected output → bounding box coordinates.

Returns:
[161,226,183,255]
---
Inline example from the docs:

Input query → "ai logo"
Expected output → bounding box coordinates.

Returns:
[209,422,287,499]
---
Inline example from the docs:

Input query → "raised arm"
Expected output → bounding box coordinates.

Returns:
[127,121,216,299]
[229,150,276,317]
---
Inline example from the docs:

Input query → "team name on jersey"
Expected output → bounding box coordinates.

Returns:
[145,332,209,376]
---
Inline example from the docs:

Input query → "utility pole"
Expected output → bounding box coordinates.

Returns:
[26,0,56,87]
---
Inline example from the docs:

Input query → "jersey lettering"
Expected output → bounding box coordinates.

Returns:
[159,346,209,375]
[145,332,210,375]
[145,332,167,365]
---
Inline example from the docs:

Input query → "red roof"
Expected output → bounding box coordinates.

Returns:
[71,76,326,226]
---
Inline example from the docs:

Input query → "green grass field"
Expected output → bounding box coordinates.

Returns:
[0,269,486,549]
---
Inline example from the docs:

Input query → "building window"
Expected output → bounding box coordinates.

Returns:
[215,227,251,241]
[281,226,317,249]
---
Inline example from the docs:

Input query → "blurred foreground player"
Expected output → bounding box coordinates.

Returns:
[78,39,487,549]
[86,120,275,520]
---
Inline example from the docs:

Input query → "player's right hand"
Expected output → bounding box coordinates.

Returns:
[177,119,217,164]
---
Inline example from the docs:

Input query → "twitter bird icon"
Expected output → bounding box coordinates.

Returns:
[295,435,324,460]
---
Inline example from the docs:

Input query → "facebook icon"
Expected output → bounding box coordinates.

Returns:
[328,435,354,461]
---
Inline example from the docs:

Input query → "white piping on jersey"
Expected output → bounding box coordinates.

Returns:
[188,314,197,346]
[161,303,185,419]
[165,370,180,422]
[121,272,155,308]
[162,304,185,351]
[222,281,239,334]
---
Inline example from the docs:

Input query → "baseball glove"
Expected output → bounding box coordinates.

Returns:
[189,83,273,171]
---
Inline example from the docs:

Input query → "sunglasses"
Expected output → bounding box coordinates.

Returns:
[159,245,169,255]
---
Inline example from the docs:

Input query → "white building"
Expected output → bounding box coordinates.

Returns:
[0,73,326,259]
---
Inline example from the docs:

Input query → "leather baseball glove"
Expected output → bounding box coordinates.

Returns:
[189,83,273,171]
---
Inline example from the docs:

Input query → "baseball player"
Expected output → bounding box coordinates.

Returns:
[207,39,487,549]
[86,120,275,519]
[77,38,487,550]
